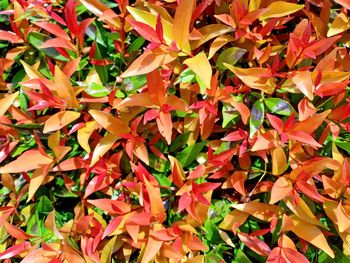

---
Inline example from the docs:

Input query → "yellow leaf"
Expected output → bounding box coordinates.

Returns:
[54,65,80,108]
[269,177,292,204]
[219,209,249,230]
[271,146,287,175]
[0,92,18,118]
[259,1,304,20]
[20,60,45,79]
[328,13,350,37]
[249,0,261,12]
[89,109,130,136]
[289,215,334,258]
[91,133,119,166]
[285,196,324,227]
[77,121,98,153]
[173,0,195,53]
[0,149,52,173]
[225,64,275,94]
[127,6,173,45]
[43,111,81,134]
[231,201,282,222]
[191,24,233,50]
[184,52,212,89]
[208,35,234,59]
[101,236,117,263]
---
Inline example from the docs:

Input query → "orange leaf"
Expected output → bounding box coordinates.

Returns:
[87,199,131,214]
[141,235,163,263]
[0,149,52,173]
[335,202,350,233]
[173,0,195,53]
[231,201,282,222]
[225,64,275,94]
[144,177,166,222]
[156,111,172,144]
[289,215,334,258]
[54,65,80,108]
[292,71,314,100]
[27,167,49,202]
[91,133,119,166]
[121,47,177,78]
[168,155,185,187]
[89,109,129,136]
[43,111,81,133]
[0,92,18,118]
[269,177,292,204]
[146,69,166,106]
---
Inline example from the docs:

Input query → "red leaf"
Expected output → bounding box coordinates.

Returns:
[0,242,31,260]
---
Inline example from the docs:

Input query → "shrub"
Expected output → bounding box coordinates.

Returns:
[0,0,350,262]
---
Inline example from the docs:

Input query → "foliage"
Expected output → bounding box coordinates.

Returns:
[0,0,350,262]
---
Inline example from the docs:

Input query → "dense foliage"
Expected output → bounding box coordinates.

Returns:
[1,0,350,262]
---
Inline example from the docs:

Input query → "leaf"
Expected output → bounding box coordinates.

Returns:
[269,177,292,204]
[176,141,207,167]
[231,202,282,222]
[0,149,52,173]
[328,13,350,37]
[91,133,119,166]
[43,111,81,133]
[225,64,275,94]
[121,47,177,78]
[101,236,117,263]
[238,232,271,256]
[249,100,265,138]
[33,21,70,40]
[289,215,334,258]
[77,121,98,152]
[265,98,292,116]
[292,71,314,100]
[89,109,129,136]
[79,0,121,29]
[0,242,31,260]
[84,83,111,97]
[87,199,131,214]
[259,1,304,20]
[146,69,166,106]
[27,167,48,202]
[144,178,166,222]
[184,52,212,90]
[141,235,163,263]
[0,92,18,118]
[216,47,246,70]
[54,65,80,108]
[271,146,287,175]
[173,0,194,53]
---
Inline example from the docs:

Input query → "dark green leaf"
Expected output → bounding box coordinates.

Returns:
[216,47,246,70]
[249,100,265,138]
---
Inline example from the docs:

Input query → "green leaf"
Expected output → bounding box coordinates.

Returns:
[174,68,196,84]
[84,82,111,97]
[216,47,246,70]
[12,137,36,157]
[27,32,69,61]
[170,133,190,152]
[249,100,265,138]
[121,74,147,92]
[264,98,292,116]
[93,43,109,84]
[234,249,253,263]
[127,37,145,52]
[176,141,207,167]
[36,196,53,214]
[222,103,240,128]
